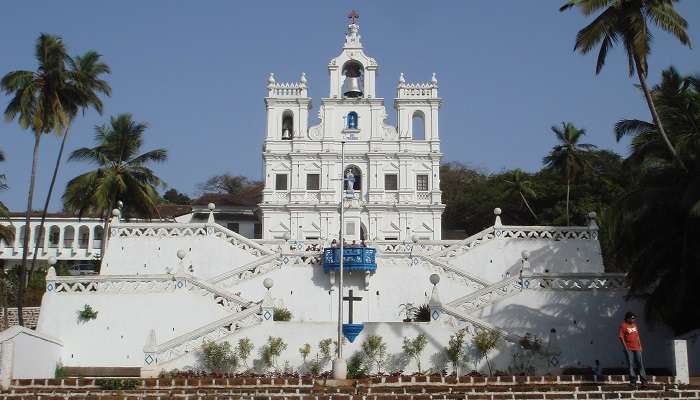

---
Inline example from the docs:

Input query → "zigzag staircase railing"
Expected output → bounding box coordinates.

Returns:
[145,305,262,368]
[112,222,272,257]
[412,254,491,291]
[447,275,522,313]
[428,226,496,258]
[47,274,254,313]
[208,251,323,288]
[439,305,517,342]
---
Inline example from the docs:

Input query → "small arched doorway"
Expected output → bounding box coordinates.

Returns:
[360,223,367,241]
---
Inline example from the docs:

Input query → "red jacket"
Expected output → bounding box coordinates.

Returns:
[619,322,642,351]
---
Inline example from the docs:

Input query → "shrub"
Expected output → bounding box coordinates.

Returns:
[157,369,179,379]
[347,353,368,378]
[402,333,428,374]
[413,304,431,322]
[273,307,292,321]
[77,304,98,322]
[308,356,322,376]
[54,362,67,378]
[201,341,238,374]
[299,343,311,363]
[261,336,287,371]
[472,329,500,376]
[361,335,387,374]
[445,329,466,375]
[236,337,254,369]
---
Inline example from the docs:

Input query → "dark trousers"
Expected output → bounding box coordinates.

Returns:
[625,349,647,382]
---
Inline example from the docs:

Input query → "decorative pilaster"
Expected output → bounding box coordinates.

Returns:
[262,278,275,323]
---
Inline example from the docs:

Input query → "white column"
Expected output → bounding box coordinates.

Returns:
[86,227,94,254]
[57,227,64,254]
[71,225,78,254]
[42,226,49,255]
[0,341,14,389]
[672,340,689,384]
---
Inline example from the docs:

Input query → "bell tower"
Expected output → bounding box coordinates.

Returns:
[327,12,378,99]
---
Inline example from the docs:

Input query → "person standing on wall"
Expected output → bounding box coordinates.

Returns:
[619,311,648,385]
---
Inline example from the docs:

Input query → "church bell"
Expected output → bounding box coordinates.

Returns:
[343,77,363,98]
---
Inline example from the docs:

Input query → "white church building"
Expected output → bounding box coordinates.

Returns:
[260,18,444,242]
[0,16,694,383]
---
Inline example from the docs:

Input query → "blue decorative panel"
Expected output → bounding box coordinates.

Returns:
[323,247,377,273]
[432,310,440,320]
[145,354,154,365]
[264,310,272,320]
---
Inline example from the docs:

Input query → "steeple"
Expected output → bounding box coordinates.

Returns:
[344,10,362,49]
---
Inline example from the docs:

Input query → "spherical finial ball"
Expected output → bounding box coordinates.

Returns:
[112,208,121,217]
[207,203,216,211]
[521,250,530,260]
[47,256,57,266]
[494,208,502,216]
[117,200,124,208]
[411,234,419,243]
[429,273,440,286]
[588,211,597,219]
[263,278,274,289]
[282,232,291,241]
[176,249,187,260]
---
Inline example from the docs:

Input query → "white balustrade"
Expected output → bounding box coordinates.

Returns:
[0,217,104,261]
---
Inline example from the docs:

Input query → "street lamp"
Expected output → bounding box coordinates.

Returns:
[333,139,347,379]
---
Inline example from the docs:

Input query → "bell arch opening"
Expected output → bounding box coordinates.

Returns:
[341,60,364,98]
[281,110,294,140]
[412,110,426,140]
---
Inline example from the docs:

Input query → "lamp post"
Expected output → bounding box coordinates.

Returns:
[333,140,347,379]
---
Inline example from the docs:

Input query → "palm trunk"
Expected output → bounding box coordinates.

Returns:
[633,54,686,171]
[29,125,71,277]
[17,133,42,326]
[485,354,493,376]
[520,191,538,221]
[566,178,570,226]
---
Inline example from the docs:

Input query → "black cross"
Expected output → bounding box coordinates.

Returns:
[343,289,363,324]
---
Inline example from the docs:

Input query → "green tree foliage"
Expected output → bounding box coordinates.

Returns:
[162,188,191,205]
[261,336,287,371]
[197,173,259,195]
[299,343,311,363]
[445,329,466,376]
[1,34,110,326]
[201,341,238,374]
[543,122,597,225]
[402,333,428,374]
[360,335,387,374]
[236,337,254,370]
[472,329,500,376]
[608,67,700,334]
[560,0,691,167]
[63,113,167,220]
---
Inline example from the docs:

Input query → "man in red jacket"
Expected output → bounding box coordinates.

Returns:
[618,311,648,384]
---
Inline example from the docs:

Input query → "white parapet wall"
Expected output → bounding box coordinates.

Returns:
[0,326,62,380]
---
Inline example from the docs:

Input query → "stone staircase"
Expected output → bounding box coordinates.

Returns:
[5,375,699,399]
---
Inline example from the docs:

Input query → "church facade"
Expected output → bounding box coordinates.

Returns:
[260,20,444,241]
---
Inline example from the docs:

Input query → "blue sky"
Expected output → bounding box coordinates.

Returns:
[1,1,698,211]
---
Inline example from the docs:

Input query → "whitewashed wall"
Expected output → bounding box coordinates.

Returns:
[0,326,62,379]
[37,289,230,367]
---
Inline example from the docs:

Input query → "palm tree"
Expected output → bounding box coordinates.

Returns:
[29,50,111,278]
[543,122,597,225]
[503,169,539,221]
[560,0,692,169]
[611,67,700,333]
[62,113,167,259]
[1,34,81,326]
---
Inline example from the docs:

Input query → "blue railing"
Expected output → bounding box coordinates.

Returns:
[322,247,377,273]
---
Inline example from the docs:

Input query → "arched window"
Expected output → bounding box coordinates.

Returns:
[341,61,364,98]
[347,112,358,129]
[64,226,75,248]
[281,110,293,140]
[33,225,45,246]
[93,226,104,249]
[49,226,60,248]
[0,226,15,247]
[344,165,362,191]
[78,226,90,249]
[412,111,426,140]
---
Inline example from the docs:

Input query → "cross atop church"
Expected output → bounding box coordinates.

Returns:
[348,10,359,25]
